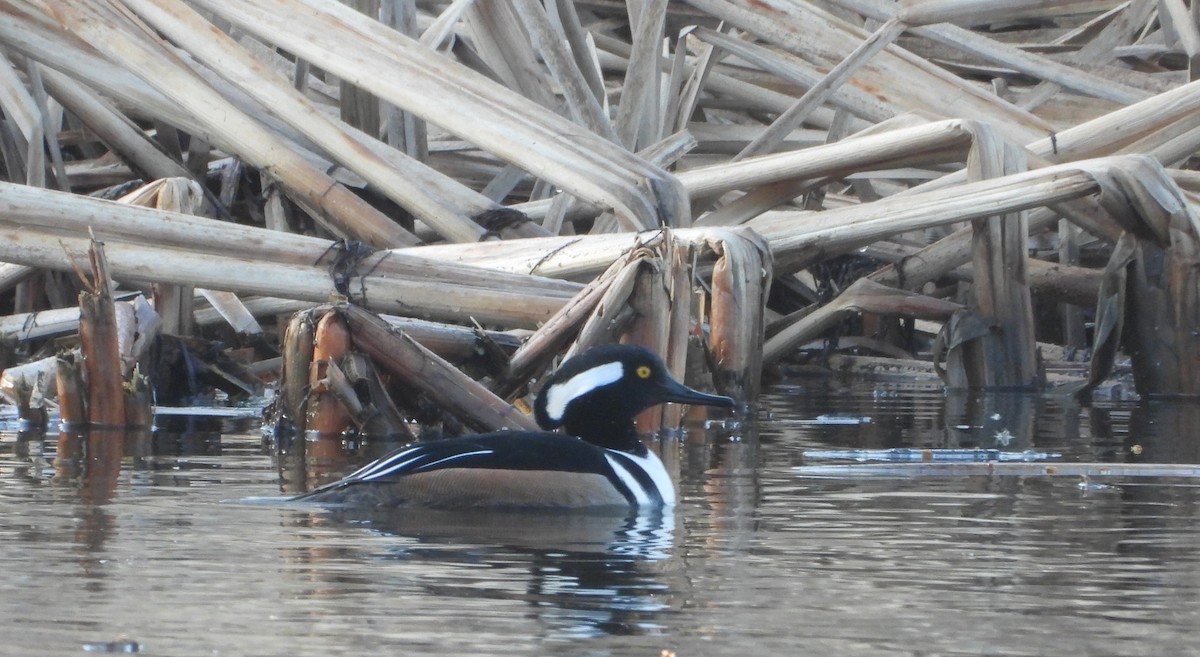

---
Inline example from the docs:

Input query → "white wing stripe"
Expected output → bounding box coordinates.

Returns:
[413,450,494,471]
[356,455,427,481]
[346,446,422,479]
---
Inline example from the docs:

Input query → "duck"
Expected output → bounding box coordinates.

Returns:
[291,343,734,509]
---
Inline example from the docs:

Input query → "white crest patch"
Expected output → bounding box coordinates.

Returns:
[543,361,624,422]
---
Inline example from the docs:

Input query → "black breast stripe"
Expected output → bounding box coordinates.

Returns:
[598,464,638,506]
[603,451,664,506]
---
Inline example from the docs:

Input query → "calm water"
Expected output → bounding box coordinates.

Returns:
[2,383,1199,656]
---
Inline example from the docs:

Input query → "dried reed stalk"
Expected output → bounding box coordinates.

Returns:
[957,134,1037,388]
[123,0,507,244]
[47,1,421,249]
[191,0,688,230]
[0,180,579,298]
[1,0,1198,400]
[0,227,568,328]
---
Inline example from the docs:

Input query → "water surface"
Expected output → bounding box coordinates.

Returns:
[1,384,1198,656]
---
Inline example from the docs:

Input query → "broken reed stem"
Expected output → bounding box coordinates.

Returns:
[124,374,154,429]
[704,229,772,400]
[763,279,964,364]
[569,253,646,357]
[277,310,316,436]
[660,236,694,427]
[627,247,672,434]
[735,18,906,160]
[493,255,629,400]
[1124,237,1200,395]
[55,355,86,428]
[77,238,126,428]
[339,304,539,433]
[306,310,353,436]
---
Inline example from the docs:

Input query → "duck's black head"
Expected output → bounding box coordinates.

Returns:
[533,344,734,450]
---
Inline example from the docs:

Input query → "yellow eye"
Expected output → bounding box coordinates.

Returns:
[636,365,652,379]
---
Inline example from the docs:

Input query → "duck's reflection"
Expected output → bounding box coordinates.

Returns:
[336,505,675,559]
[288,504,681,639]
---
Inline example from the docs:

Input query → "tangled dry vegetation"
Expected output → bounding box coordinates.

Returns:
[0,0,1198,431]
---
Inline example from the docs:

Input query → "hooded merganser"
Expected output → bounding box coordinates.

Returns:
[292,344,734,509]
